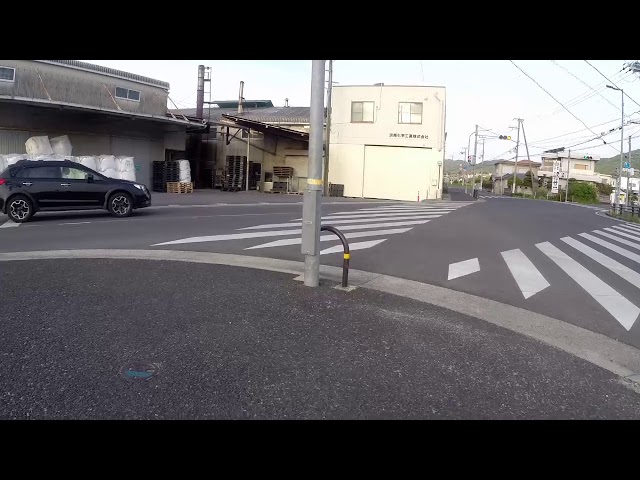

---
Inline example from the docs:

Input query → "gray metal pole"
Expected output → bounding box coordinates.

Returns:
[473,125,478,191]
[301,60,326,287]
[565,149,570,202]
[463,147,468,194]
[616,89,624,206]
[246,130,250,191]
[480,137,485,191]
[323,60,333,197]
[512,119,521,194]
[196,65,205,120]
[630,134,633,205]
[521,120,535,195]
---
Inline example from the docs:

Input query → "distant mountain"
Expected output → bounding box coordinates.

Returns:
[596,149,640,175]
[444,159,497,174]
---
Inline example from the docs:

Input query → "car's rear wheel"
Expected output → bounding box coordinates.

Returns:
[7,195,34,223]
[108,192,133,218]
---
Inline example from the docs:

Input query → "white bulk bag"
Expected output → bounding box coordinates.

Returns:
[97,155,116,172]
[25,136,53,155]
[177,159,191,182]
[5,154,27,165]
[118,170,137,182]
[77,156,98,171]
[50,135,73,156]
[116,156,135,172]
[102,168,118,179]
[27,154,52,161]
[0,155,6,173]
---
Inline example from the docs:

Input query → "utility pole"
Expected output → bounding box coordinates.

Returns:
[512,119,522,194]
[301,60,326,287]
[607,85,624,206]
[480,137,486,191]
[462,147,468,194]
[628,134,632,205]
[565,149,570,202]
[473,124,478,192]
[323,60,333,196]
[520,119,535,195]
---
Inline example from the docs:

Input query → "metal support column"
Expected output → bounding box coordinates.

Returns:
[301,60,326,287]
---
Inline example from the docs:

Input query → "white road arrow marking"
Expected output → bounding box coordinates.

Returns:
[536,241,639,331]
[501,248,550,299]
[320,239,387,255]
[447,258,480,280]
[245,227,412,250]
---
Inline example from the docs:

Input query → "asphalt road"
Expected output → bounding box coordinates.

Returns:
[2,189,638,349]
[1,259,639,419]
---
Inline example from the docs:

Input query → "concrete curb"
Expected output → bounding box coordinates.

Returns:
[1,248,639,384]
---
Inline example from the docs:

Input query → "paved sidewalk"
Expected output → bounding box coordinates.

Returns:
[1,258,639,419]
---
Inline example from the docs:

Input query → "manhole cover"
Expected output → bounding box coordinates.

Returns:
[121,362,159,380]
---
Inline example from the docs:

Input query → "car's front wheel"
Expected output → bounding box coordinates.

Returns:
[7,195,34,223]
[108,192,133,218]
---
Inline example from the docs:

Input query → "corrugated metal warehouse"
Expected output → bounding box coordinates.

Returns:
[0,60,200,186]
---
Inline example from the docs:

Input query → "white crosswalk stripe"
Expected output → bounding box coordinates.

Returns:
[609,225,640,236]
[445,225,640,330]
[152,202,473,254]
[536,241,639,331]
[500,248,550,299]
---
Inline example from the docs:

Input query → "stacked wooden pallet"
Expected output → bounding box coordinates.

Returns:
[166,181,194,194]
[223,155,246,191]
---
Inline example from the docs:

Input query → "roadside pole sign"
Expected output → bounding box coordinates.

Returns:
[624,162,631,169]
[551,160,560,194]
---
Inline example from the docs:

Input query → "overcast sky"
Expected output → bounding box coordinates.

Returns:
[85,60,640,163]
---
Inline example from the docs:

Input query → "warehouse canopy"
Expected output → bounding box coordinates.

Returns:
[220,114,309,142]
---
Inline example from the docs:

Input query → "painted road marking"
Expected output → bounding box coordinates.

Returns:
[152,220,432,247]
[448,258,480,281]
[536,241,639,331]
[239,214,442,230]
[318,212,445,221]
[245,227,413,250]
[0,221,20,229]
[592,230,640,250]
[60,221,92,225]
[561,236,640,290]
[603,227,640,241]
[500,248,550,299]
[579,232,640,264]
[320,239,386,255]
[609,225,640,236]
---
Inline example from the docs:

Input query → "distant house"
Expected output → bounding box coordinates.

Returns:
[492,160,540,194]
[537,152,601,191]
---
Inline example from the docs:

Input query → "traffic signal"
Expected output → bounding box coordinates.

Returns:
[583,155,593,160]
[499,135,512,140]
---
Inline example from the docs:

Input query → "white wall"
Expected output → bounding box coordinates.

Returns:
[328,85,445,200]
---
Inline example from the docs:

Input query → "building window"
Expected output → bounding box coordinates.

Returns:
[241,129,263,139]
[398,102,423,124]
[0,66,15,83]
[573,163,589,170]
[351,101,375,123]
[115,86,141,102]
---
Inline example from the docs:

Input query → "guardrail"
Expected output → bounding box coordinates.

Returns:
[320,225,350,288]
[611,204,640,217]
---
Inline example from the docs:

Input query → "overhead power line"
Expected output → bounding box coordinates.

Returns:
[509,60,619,154]
[550,60,620,112]
[584,60,640,110]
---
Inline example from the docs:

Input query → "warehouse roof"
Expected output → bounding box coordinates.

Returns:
[221,114,309,142]
[35,60,170,90]
[172,106,311,124]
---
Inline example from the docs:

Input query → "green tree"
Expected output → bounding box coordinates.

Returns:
[568,181,598,204]
[507,176,524,188]
[597,182,613,195]
[523,171,533,188]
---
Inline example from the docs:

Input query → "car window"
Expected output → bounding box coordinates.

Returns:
[61,167,101,181]
[20,166,62,179]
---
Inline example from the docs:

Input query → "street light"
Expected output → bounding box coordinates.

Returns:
[607,84,624,206]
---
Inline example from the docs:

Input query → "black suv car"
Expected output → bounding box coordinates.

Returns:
[0,160,151,223]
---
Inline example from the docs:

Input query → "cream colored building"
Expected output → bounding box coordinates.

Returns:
[328,84,446,201]
[538,152,601,190]
[492,160,540,194]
